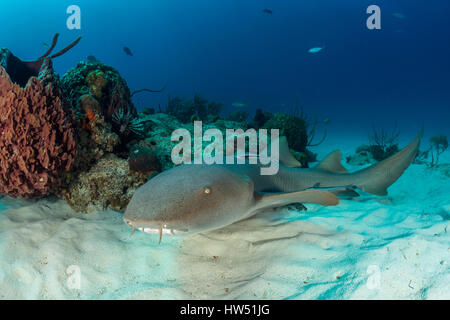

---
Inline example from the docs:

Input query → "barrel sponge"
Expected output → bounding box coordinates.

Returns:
[0,67,77,198]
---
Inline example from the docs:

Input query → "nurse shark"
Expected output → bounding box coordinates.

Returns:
[124,131,423,243]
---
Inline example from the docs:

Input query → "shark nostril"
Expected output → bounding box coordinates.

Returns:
[124,219,133,227]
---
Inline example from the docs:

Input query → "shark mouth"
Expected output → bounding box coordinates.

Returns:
[137,226,180,235]
[125,220,184,244]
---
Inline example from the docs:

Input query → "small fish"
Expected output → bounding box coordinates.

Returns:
[123,46,133,56]
[42,42,49,47]
[308,47,324,53]
[263,9,273,15]
[392,12,406,19]
[323,118,331,125]
[232,102,249,108]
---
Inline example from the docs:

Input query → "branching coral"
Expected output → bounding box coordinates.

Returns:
[368,123,400,161]
[0,66,77,198]
[428,134,448,167]
[293,106,327,148]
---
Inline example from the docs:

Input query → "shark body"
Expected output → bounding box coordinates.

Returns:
[124,131,423,242]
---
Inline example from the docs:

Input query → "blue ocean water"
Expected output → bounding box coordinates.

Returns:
[1,1,450,300]
[1,0,449,140]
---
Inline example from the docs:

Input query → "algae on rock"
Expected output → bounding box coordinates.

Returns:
[66,153,147,213]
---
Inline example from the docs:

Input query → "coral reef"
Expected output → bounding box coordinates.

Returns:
[347,125,402,165]
[0,66,77,198]
[79,94,120,152]
[250,108,272,129]
[227,110,249,123]
[368,124,400,161]
[346,145,376,166]
[428,135,448,167]
[61,61,138,138]
[111,106,145,136]
[128,146,162,177]
[65,153,147,213]
[263,112,308,152]
[86,70,107,98]
[166,94,222,123]
[0,35,335,210]
[127,112,252,171]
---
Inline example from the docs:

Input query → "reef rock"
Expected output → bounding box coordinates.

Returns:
[263,113,308,152]
[61,61,141,138]
[166,94,223,123]
[0,66,77,198]
[66,153,147,213]
[128,112,251,171]
[346,145,376,166]
[128,146,161,177]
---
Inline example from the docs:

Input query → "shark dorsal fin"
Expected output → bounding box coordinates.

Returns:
[279,136,302,167]
[315,150,348,174]
[253,190,339,212]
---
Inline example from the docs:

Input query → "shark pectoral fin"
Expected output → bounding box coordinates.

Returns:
[315,150,349,174]
[279,136,302,167]
[253,190,339,211]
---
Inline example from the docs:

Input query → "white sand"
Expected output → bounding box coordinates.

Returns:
[0,137,449,300]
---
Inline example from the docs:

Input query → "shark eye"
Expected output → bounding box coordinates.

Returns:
[203,186,212,194]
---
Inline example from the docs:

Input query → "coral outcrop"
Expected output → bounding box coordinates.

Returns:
[263,112,308,152]
[65,153,147,212]
[61,61,139,138]
[87,70,107,99]
[0,66,77,198]
[128,146,161,177]
[346,145,376,166]
[250,108,272,129]
[166,94,223,123]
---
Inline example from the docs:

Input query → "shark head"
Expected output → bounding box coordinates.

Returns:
[124,164,255,242]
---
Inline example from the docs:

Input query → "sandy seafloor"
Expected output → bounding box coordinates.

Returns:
[0,133,449,300]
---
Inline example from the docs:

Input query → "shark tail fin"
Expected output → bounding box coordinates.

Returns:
[354,129,423,196]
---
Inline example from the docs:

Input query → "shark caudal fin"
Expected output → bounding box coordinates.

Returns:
[353,129,424,196]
